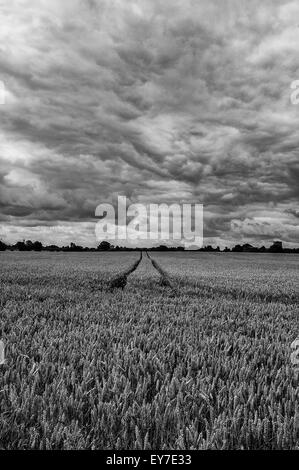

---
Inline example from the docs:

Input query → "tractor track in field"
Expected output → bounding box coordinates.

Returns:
[146,252,173,288]
[109,251,174,291]
[109,251,143,290]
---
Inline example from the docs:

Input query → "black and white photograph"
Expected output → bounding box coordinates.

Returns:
[0,0,298,455]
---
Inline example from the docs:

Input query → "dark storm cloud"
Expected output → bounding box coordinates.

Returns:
[0,0,298,246]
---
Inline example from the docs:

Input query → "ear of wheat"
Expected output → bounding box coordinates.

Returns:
[0,340,5,365]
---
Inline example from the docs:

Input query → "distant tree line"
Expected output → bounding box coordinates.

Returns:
[0,239,298,253]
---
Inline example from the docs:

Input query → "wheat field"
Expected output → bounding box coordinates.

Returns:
[0,251,298,449]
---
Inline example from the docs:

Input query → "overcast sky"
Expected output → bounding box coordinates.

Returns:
[0,0,298,247]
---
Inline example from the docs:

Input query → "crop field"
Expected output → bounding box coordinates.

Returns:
[0,251,298,450]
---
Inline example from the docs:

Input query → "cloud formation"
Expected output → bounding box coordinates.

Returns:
[0,0,298,247]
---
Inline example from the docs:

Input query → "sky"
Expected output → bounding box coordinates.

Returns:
[0,0,298,248]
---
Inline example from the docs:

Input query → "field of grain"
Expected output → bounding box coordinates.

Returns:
[0,251,298,449]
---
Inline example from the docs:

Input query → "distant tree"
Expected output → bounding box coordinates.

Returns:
[47,245,60,252]
[32,241,43,251]
[204,245,214,252]
[69,242,84,251]
[15,241,27,251]
[25,240,34,250]
[232,244,243,252]
[242,243,255,252]
[97,241,112,251]
[269,241,283,253]
[0,240,7,251]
